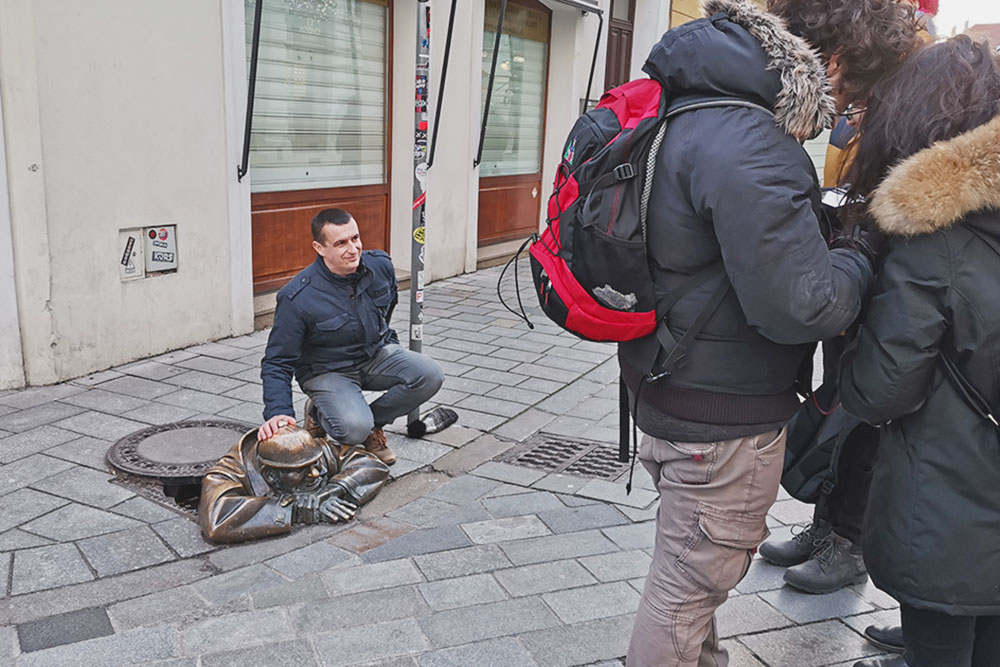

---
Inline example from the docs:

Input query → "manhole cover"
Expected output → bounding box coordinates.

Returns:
[107,420,252,485]
[497,433,629,481]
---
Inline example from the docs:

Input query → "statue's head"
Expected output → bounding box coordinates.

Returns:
[257,425,328,494]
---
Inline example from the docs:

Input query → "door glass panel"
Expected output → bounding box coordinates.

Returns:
[480,1,549,178]
[245,0,388,193]
[612,0,632,22]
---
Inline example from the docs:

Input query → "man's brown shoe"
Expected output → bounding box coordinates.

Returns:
[303,398,326,440]
[363,427,395,465]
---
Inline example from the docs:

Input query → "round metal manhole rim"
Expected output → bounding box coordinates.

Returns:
[107,419,252,485]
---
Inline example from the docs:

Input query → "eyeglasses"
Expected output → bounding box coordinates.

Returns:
[839,104,867,118]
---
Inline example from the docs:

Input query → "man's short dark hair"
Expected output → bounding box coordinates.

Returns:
[768,0,923,105]
[311,208,353,243]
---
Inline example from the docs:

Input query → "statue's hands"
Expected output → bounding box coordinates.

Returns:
[290,493,320,524]
[319,496,358,523]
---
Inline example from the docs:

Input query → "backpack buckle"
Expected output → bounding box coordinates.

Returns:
[613,163,635,181]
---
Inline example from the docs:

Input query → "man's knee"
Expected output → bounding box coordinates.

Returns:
[321,410,374,445]
[401,354,444,395]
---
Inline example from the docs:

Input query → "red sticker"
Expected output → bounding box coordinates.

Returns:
[148,230,157,239]
[158,228,168,240]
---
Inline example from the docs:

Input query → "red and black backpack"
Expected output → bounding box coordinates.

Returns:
[528,80,766,343]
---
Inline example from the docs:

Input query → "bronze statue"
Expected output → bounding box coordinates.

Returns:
[199,424,389,543]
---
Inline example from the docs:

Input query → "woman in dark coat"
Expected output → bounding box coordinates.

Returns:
[839,37,1000,667]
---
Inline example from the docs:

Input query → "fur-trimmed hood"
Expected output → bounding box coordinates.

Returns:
[642,0,833,140]
[872,115,1000,236]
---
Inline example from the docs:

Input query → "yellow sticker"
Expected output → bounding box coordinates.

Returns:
[413,226,426,245]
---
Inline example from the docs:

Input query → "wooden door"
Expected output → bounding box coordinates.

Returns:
[605,0,635,91]
[477,0,551,247]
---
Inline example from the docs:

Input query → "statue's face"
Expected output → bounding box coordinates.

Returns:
[263,458,328,494]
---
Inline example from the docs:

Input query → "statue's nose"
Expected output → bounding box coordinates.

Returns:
[307,465,321,479]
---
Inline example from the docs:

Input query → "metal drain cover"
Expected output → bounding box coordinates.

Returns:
[107,420,251,485]
[497,432,629,481]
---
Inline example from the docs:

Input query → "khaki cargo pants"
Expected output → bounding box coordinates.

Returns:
[627,428,785,667]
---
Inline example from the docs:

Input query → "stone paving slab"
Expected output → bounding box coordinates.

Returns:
[17,627,179,667]
[30,466,134,509]
[179,608,294,656]
[416,637,538,667]
[461,515,552,544]
[10,544,94,595]
[418,597,561,649]
[0,455,75,496]
[77,526,175,577]
[292,586,430,634]
[518,614,633,667]
[16,607,115,654]
[542,581,640,624]
[494,559,597,598]
[200,639,319,667]
[413,544,513,581]
[0,427,80,463]
[499,529,619,566]
[8,559,212,625]
[312,618,430,667]
[738,620,883,667]
[417,573,507,611]
[21,504,142,542]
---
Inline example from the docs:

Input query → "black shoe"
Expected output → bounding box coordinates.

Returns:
[864,625,904,654]
[853,655,909,667]
[783,533,868,594]
[759,521,832,567]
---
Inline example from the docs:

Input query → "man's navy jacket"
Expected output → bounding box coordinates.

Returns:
[261,250,398,420]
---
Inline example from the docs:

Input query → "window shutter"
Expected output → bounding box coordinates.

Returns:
[245,0,388,193]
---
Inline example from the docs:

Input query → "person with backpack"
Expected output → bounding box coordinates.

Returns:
[617,0,920,664]
[838,37,1000,667]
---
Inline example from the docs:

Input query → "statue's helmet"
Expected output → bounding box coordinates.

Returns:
[256,425,324,469]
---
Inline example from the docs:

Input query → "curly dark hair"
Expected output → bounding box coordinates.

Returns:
[847,36,1000,198]
[767,0,923,105]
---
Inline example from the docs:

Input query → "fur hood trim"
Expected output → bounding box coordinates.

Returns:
[872,115,1000,236]
[701,0,835,139]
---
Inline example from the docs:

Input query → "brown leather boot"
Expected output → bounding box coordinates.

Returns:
[303,398,326,440]
[363,426,395,465]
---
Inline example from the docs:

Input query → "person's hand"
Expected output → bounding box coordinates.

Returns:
[319,496,358,523]
[258,415,296,441]
[830,218,884,264]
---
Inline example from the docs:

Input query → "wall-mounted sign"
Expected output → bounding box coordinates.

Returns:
[118,229,145,281]
[143,225,178,272]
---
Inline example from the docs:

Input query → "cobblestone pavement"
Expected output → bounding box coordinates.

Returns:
[0,265,898,666]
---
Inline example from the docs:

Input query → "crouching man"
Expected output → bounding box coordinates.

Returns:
[259,208,444,464]
[199,424,389,543]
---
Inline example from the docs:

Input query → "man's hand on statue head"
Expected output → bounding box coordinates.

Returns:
[259,415,297,441]
[319,496,358,523]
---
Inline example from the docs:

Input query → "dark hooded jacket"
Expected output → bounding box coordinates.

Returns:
[618,0,872,442]
[840,115,1000,615]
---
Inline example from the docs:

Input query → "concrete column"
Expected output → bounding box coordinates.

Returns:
[221,0,254,336]
[0,0,58,385]
[0,48,26,390]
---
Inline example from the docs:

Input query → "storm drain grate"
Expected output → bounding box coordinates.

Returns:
[498,432,629,481]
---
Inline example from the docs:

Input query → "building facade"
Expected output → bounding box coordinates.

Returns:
[1,0,685,389]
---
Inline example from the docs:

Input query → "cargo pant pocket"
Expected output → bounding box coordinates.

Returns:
[676,504,770,594]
